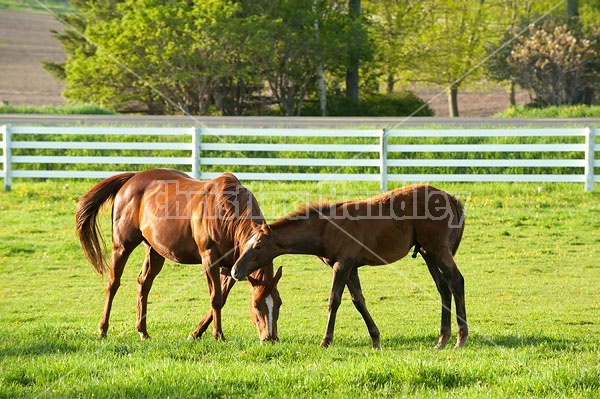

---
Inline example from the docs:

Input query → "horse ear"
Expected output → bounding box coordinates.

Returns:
[260,222,271,235]
[274,266,283,285]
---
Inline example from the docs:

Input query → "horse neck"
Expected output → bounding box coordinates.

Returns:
[270,215,325,257]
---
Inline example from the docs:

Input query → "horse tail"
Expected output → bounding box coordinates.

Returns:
[75,172,136,275]
[449,194,465,256]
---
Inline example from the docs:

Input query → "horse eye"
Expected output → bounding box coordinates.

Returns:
[254,243,263,250]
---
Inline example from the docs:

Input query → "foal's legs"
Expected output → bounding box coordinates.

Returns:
[346,267,381,349]
[190,273,237,339]
[98,243,136,338]
[136,244,165,339]
[426,246,468,348]
[422,251,452,349]
[321,261,352,348]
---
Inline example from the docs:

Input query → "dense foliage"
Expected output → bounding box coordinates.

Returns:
[45,0,600,116]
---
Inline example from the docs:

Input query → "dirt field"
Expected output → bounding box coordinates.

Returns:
[0,9,66,106]
[0,9,527,116]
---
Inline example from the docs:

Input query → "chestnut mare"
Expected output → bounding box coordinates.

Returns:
[75,169,282,341]
[232,184,466,349]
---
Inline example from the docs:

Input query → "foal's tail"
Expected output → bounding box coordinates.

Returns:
[75,172,136,275]
[449,195,465,256]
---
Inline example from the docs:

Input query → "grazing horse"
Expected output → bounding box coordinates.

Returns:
[231,184,466,349]
[75,169,282,341]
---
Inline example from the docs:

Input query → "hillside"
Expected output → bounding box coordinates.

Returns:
[0,9,525,116]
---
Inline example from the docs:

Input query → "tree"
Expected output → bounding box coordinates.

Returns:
[365,0,436,94]
[410,0,501,117]
[486,0,600,107]
[507,22,599,106]
[51,0,352,115]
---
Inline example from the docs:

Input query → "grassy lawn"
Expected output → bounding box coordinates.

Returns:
[0,179,598,398]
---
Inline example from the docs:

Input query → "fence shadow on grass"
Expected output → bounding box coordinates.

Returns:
[473,333,588,351]
[0,340,79,358]
[375,332,587,351]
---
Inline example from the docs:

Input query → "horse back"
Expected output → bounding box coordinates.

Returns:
[112,169,204,264]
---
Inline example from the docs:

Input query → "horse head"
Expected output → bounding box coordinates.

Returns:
[247,265,283,341]
[232,223,279,281]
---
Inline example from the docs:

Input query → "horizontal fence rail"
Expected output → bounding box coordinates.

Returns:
[1,124,598,192]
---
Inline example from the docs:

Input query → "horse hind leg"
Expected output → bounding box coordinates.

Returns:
[422,251,452,349]
[98,243,135,338]
[136,244,165,340]
[425,246,468,348]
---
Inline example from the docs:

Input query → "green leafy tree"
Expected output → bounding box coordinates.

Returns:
[53,0,354,115]
[418,0,507,117]
[365,0,435,94]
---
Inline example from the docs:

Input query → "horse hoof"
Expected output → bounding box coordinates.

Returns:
[455,337,467,348]
[139,332,150,340]
[435,334,450,349]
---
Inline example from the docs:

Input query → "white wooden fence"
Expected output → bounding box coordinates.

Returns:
[1,124,598,192]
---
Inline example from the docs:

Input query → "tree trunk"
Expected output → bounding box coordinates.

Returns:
[317,63,327,116]
[509,80,516,107]
[447,85,459,117]
[313,0,327,116]
[567,0,579,18]
[386,72,394,94]
[346,0,360,102]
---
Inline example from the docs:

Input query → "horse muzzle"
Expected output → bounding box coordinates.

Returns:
[231,267,246,281]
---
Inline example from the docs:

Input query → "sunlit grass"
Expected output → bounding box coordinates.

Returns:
[0,180,598,398]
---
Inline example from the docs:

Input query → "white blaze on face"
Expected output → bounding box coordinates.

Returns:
[265,294,274,337]
[245,233,259,251]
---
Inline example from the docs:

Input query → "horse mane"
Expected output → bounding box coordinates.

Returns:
[201,173,264,254]
[270,200,342,228]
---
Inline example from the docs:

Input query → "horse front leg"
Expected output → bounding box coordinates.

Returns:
[346,267,380,349]
[321,261,351,348]
[189,250,225,341]
[136,245,165,340]
[191,272,237,339]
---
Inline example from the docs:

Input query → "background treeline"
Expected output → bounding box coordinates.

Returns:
[44,0,600,117]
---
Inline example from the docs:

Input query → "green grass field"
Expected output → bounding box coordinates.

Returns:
[0,179,598,398]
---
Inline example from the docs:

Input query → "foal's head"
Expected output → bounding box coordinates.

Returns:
[232,224,279,282]
[247,265,282,341]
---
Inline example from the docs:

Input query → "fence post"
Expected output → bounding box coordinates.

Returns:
[584,126,596,192]
[191,126,201,180]
[1,124,11,192]
[379,128,388,192]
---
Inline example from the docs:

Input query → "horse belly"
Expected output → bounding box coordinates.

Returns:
[338,219,412,265]
[140,217,202,264]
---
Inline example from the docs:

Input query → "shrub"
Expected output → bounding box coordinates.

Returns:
[0,104,115,114]
[494,104,600,118]
[301,91,433,116]
[507,22,599,106]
